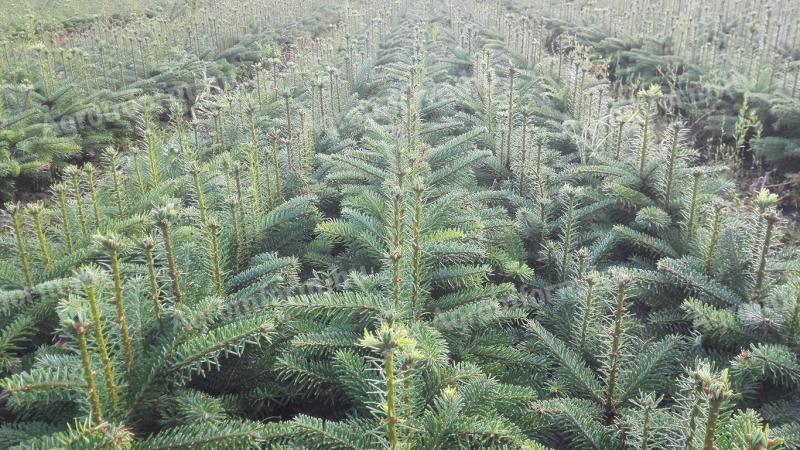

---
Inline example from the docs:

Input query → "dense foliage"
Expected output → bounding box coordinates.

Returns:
[0,0,333,201]
[0,0,799,449]
[520,0,800,202]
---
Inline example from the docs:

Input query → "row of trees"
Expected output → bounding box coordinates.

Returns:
[0,0,798,448]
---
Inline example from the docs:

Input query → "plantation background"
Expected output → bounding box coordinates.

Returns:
[0,0,799,449]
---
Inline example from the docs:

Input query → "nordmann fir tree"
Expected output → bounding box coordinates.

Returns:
[0,0,797,449]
